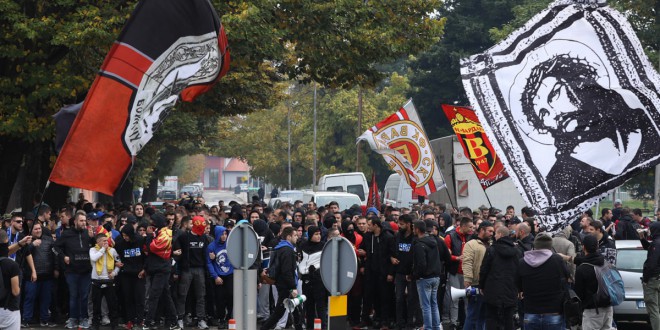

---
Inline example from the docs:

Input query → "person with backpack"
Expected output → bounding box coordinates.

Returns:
[0,230,21,330]
[260,227,302,330]
[642,222,660,329]
[615,208,639,240]
[575,235,613,329]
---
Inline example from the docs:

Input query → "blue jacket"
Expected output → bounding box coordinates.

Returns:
[206,226,233,279]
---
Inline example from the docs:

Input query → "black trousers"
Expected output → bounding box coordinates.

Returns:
[145,272,177,326]
[120,273,146,323]
[485,303,516,330]
[260,287,302,330]
[301,273,327,329]
[91,280,118,327]
[212,275,234,320]
[362,271,394,325]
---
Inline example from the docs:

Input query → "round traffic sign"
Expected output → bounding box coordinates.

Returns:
[226,222,259,269]
[320,236,358,295]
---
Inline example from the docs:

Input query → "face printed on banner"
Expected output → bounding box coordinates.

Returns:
[461,1,660,231]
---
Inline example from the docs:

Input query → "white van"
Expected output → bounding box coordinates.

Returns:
[383,173,416,208]
[317,172,369,205]
[302,191,363,211]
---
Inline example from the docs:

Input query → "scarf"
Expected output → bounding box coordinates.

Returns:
[94,244,115,276]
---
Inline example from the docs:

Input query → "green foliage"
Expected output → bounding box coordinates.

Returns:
[214,73,411,188]
[623,167,655,201]
[408,0,526,140]
[171,154,207,185]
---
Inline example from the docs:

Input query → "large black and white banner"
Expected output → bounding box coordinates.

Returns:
[461,0,660,231]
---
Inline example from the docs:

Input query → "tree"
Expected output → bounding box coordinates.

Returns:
[214,73,412,188]
[407,0,526,140]
[0,0,446,212]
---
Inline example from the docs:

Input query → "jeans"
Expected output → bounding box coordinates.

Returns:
[523,314,564,330]
[416,277,441,330]
[582,307,613,330]
[464,291,486,330]
[395,273,420,328]
[644,277,660,330]
[65,272,91,320]
[212,275,233,320]
[23,279,53,322]
[176,267,207,319]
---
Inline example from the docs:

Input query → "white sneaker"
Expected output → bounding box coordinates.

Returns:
[177,319,184,329]
[79,318,90,329]
[197,320,208,329]
[101,316,111,326]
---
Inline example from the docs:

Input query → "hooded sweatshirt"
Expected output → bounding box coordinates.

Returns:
[479,236,521,308]
[575,253,611,309]
[642,222,660,282]
[517,249,568,314]
[206,226,233,279]
[298,227,323,276]
[272,239,298,290]
[114,225,145,274]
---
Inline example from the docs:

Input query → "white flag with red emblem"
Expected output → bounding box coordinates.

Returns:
[358,99,445,196]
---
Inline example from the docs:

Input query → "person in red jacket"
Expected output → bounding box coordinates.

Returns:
[443,217,473,330]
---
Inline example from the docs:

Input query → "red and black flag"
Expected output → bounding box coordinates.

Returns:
[50,0,230,195]
[442,105,508,190]
[366,172,381,210]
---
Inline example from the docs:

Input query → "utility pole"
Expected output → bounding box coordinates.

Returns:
[356,88,363,172]
[313,83,318,191]
[288,103,292,190]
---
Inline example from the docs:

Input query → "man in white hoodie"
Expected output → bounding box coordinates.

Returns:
[89,234,122,330]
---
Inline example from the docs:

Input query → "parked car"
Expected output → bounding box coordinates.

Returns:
[181,185,202,197]
[278,190,305,202]
[383,173,417,208]
[158,190,178,202]
[613,239,649,323]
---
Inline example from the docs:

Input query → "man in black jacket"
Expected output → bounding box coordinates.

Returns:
[479,226,521,330]
[575,235,613,329]
[392,214,421,329]
[358,217,396,329]
[412,220,442,330]
[260,227,302,330]
[54,211,93,329]
[642,222,660,329]
[615,207,639,240]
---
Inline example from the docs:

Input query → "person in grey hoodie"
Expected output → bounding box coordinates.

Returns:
[516,233,569,330]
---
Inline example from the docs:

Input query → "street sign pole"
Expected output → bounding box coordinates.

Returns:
[227,222,259,330]
[320,237,357,330]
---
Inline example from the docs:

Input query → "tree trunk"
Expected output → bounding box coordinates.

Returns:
[113,178,134,205]
[142,175,159,203]
[20,140,53,214]
[0,137,26,213]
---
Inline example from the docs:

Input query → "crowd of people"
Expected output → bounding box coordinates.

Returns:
[0,195,659,330]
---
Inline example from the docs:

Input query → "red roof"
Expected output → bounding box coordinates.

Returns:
[224,158,249,172]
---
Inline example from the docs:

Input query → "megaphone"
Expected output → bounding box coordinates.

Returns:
[284,294,307,312]
[450,286,480,301]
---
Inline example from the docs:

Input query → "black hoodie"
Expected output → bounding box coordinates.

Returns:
[360,226,396,275]
[575,253,611,309]
[393,228,415,275]
[642,222,660,282]
[114,225,145,274]
[412,235,442,279]
[479,236,521,308]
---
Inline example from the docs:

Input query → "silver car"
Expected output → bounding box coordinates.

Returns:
[613,240,649,323]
